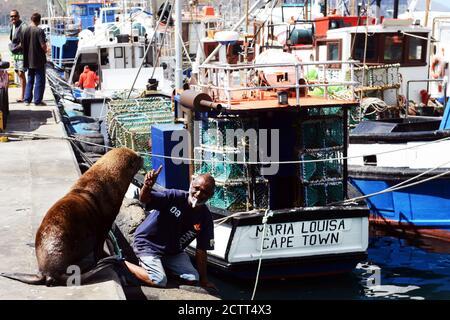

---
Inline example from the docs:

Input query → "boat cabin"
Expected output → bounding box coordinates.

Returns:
[68,41,153,92]
[70,2,107,31]
[316,19,431,108]
[48,1,115,71]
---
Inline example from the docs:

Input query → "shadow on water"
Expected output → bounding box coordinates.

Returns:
[209,225,450,300]
[209,271,364,300]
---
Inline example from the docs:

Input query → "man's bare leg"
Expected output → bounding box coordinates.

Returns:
[17,71,26,101]
[124,260,163,287]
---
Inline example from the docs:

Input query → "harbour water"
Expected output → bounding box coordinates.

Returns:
[210,226,450,300]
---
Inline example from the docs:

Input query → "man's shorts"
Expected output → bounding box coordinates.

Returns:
[138,252,199,287]
[14,59,25,73]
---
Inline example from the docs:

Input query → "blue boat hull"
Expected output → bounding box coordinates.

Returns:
[349,166,450,240]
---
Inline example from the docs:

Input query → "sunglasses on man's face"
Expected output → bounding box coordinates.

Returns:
[10,15,18,18]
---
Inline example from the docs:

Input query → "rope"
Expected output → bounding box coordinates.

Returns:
[213,210,258,226]
[401,31,430,41]
[251,209,273,300]
[3,130,450,166]
[360,97,389,116]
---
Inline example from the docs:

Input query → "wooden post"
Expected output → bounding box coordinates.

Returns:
[424,0,431,27]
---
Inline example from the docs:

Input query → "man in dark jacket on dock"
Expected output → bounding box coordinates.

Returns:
[124,166,217,290]
[22,12,47,106]
[9,10,27,103]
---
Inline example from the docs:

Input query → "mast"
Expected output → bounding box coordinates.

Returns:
[393,0,399,19]
[203,0,266,65]
[375,0,381,22]
[424,0,431,27]
[151,0,158,27]
[175,0,183,90]
[350,0,356,16]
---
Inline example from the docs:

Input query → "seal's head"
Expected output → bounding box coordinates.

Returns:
[113,147,144,178]
[188,173,215,208]
[93,147,143,181]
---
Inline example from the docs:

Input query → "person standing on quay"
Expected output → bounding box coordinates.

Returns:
[8,10,27,103]
[22,12,47,106]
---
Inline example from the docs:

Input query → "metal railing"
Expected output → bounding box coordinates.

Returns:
[195,60,359,107]
[406,79,447,118]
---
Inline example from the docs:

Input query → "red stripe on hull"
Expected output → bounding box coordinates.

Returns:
[369,215,450,242]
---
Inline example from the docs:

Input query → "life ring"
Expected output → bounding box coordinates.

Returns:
[431,55,445,79]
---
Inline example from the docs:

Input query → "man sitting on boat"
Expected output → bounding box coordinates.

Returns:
[76,65,98,98]
[124,166,217,290]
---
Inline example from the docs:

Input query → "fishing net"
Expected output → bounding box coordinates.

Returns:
[106,96,173,171]
[194,147,246,182]
[195,115,268,212]
[300,150,343,182]
[297,114,345,206]
[302,181,344,207]
[300,118,344,150]
[208,179,269,212]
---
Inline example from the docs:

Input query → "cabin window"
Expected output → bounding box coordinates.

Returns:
[327,40,342,68]
[316,40,342,68]
[408,37,423,60]
[114,47,123,58]
[100,48,109,65]
[383,35,403,62]
[328,42,339,61]
[138,47,144,59]
[405,34,427,65]
[351,32,427,66]
[74,6,87,16]
[352,33,378,62]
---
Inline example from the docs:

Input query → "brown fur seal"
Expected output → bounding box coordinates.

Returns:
[1,147,142,286]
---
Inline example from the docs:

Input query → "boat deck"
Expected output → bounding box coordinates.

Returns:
[222,95,357,111]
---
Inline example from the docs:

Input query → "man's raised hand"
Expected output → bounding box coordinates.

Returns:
[143,165,163,188]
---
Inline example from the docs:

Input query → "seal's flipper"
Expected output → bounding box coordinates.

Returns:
[0,272,46,285]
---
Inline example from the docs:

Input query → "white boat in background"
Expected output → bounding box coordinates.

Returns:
[67,2,172,100]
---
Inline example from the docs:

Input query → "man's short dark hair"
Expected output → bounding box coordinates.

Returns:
[31,13,41,24]
[10,10,19,17]
[194,173,216,192]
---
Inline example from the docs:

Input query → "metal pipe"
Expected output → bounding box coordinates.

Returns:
[179,90,223,111]
[199,100,223,111]
[199,59,360,71]
[193,81,359,92]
